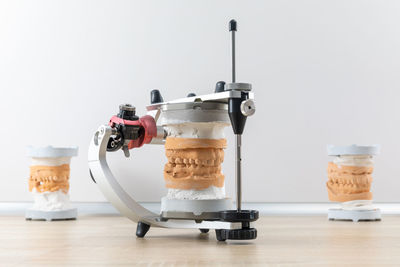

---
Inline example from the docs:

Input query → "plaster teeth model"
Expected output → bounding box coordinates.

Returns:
[157,105,232,215]
[26,146,78,221]
[326,144,381,222]
[164,135,227,199]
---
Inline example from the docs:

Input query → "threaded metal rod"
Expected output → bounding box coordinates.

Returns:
[235,134,242,211]
[231,30,236,83]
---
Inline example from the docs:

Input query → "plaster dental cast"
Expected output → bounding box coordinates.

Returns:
[158,105,234,218]
[326,144,380,222]
[26,146,78,221]
[164,123,228,200]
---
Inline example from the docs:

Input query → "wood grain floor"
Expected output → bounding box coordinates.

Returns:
[1,215,400,266]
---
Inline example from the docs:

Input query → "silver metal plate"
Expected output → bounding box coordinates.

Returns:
[226,82,252,91]
[147,91,254,111]
[160,102,228,112]
[160,211,221,221]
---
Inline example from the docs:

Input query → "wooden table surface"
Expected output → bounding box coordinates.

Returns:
[1,215,399,266]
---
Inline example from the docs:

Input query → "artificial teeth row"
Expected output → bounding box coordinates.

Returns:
[329,177,371,185]
[168,157,222,166]
[30,176,69,182]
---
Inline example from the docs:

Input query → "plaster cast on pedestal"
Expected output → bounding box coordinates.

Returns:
[163,123,228,200]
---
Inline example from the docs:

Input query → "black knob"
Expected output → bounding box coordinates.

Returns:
[219,210,259,223]
[150,89,164,104]
[216,228,257,241]
[117,104,139,121]
[187,93,196,97]
[215,81,225,93]
[229,19,237,32]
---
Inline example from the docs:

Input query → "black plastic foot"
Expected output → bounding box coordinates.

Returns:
[215,228,257,241]
[136,222,151,238]
[199,228,209,233]
[215,229,226,241]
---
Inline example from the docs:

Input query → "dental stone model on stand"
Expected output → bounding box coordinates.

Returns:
[26,146,78,221]
[159,102,232,216]
[326,144,381,222]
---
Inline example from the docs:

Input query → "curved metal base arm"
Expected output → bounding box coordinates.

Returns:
[88,125,240,230]
[89,125,156,225]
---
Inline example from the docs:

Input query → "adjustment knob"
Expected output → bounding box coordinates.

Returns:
[150,89,164,104]
[240,99,256,116]
[215,81,225,93]
[119,103,135,112]
[117,103,139,121]
[216,228,257,241]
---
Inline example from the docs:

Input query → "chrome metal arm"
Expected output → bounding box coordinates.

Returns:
[88,125,241,230]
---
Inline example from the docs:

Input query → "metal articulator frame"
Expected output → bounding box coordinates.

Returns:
[88,125,242,230]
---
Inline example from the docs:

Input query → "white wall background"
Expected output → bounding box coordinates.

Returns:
[1,0,400,203]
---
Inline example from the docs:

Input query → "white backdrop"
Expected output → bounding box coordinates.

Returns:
[1,0,400,202]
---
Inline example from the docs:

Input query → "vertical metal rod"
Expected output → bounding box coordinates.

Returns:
[231,30,236,83]
[235,134,242,211]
